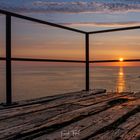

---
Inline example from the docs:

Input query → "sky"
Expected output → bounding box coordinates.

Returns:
[0,0,140,66]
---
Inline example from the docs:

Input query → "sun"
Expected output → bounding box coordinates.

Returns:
[119,58,124,62]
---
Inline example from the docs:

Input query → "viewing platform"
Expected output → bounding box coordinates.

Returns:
[0,89,139,140]
[0,9,140,140]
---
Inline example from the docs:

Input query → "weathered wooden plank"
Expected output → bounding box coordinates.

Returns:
[122,124,140,140]
[0,91,139,140]
[75,92,133,106]
[0,103,83,131]
[0,89,106,110]
[0,92,102,126]
[90,112,140,140]
[0,101,108,139]
[16,98,137,138]
[0,89,106,120]
[0,90,106,139]
[37,99,140,140]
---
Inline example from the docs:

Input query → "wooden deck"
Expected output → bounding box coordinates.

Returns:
[0,89,139,140]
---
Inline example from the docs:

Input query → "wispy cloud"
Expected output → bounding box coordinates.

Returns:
[61,21,140,27]
[25,1,140,13]
[0,0,140,14]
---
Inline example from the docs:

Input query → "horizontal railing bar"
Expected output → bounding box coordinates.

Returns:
[12,58,85,63]
[0,57,5,60]
[0,57,85,63]
[1,57,140,63]
[88,26,140,34]
[0,9,86,34]
[90,59,140,63]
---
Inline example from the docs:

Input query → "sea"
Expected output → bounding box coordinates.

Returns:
[0,63,140,103]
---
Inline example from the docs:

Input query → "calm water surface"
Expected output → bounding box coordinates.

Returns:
[0,63,140,102]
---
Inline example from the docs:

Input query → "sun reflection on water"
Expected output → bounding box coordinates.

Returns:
[117,67,125,93]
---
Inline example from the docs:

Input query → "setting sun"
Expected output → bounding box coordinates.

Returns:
[119,58,124,62]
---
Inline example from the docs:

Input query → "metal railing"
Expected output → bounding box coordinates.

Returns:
[0,9,140,105]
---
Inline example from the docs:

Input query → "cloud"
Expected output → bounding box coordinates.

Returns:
[0,0,140,14]
[32,1,140,13]
[60,21,140,27]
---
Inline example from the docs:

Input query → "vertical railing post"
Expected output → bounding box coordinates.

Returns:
[6,14,12,105]
[85,33,89,91]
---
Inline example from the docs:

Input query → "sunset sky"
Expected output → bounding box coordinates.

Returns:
[0,0,140,66]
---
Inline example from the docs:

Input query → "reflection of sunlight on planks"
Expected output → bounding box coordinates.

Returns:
[117,67,125,92]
